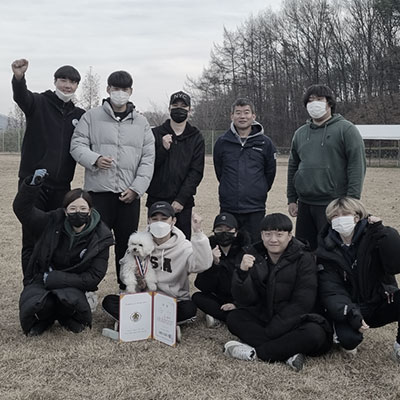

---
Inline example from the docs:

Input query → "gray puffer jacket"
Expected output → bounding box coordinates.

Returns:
[70,100,155,196]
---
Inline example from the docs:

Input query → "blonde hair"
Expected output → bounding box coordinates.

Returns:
[325,197,368,223]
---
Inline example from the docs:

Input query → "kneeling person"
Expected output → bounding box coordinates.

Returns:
[224,213,331,371]
[102,201,213,328]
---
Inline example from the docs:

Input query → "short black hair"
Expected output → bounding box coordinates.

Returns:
[260,213,293,232]
[302,84,336,112]
[107,71,133,88]
[231,98,256,114]
[62,188,93,209]
[54,65,81,83]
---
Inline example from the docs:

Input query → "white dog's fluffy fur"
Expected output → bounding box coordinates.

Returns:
[119,231,157,293]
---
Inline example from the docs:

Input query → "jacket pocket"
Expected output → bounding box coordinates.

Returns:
[294,167,335,198]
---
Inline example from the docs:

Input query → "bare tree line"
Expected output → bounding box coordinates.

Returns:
[188,0,400,146]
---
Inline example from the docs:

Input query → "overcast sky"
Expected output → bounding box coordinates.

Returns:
[0,0,282,115]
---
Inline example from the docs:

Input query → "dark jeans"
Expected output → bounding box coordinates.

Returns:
[18,179,70,275]
[192,292,231,322]
[226,308,331,362]
[221,210,265,243]
[175,206,192,240]
[102,294,197,323]
[295,201,328,250]
[90,192,140,289]
[334,292,400,350]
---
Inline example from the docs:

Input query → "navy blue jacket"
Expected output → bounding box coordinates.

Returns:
[213,122,276,213]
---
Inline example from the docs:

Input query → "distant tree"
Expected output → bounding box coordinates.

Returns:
[79,66,101,110]
[4,105,26,152]
[142,101,169,127]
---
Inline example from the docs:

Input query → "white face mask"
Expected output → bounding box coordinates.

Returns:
[149,221,172,239]
[55,88,74,103]
[306,101,327,119]
[331,215,356,237]
[110,90,130,107]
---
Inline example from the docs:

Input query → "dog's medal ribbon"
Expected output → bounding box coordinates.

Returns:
[135,256,149,277]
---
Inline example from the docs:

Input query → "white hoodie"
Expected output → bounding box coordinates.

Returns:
[151,226,212,301]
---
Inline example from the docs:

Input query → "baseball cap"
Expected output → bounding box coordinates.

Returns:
[213,213,238,230]
[148,201,175,218]
[169,91,191,107]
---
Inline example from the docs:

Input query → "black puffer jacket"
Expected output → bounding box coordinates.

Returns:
[13,179,114,288]
[316,220,400,329]
[12,77,85,189]
[146,120,205,208]
[194,230,251,303]
[231,238,318,339]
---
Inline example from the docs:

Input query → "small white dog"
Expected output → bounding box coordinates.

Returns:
[119,231,157,293]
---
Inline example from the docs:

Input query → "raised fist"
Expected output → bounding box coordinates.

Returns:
[11,59,29,80]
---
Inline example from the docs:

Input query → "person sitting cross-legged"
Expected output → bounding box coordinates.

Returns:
[193,212,250,328]
[224,213,332,372]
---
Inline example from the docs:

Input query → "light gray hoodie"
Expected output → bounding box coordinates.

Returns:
[151,226,213,301]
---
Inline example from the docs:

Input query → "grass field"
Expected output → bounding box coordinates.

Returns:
[1,153,400,400]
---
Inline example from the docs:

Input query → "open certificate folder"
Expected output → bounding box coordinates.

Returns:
[119,292,177,346]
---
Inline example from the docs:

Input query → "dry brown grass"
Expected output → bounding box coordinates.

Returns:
[1,153,400,400]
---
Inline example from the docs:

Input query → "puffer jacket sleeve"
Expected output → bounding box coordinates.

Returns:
[129,120,155,197]
[44,247,110,292]
[264,253,317,339]
[13,179,52,236]
[70,111,101,170]
[231,267,260,306]
[263,138,277,191]
[371,223,400,275]
[318,263,362,330]
[187,232,213,273]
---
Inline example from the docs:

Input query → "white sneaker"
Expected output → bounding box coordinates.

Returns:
[341,346,358,356]
[286,353,305,372]
[176,325,182,343]
[85,291,98,312]
[223,340,257,361]
[205,314,221,329]
[392,342,400,363]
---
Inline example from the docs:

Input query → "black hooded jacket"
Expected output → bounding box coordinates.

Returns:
[194,230,251,303]
[12,77,85,189]
[146,120,205,208]
[316,220,400,329]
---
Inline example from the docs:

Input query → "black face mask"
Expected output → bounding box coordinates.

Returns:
[214,231,236,247]
[170,107,188,123]
[66,212,90,228]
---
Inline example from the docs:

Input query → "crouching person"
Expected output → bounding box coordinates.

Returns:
[102,201,213,339]
[224,213,332,371]
[316,197,400,362]
[13,170,114,336]
[193,212,251,328]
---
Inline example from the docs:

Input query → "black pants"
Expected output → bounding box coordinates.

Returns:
[221,210,265,243]
[19,283,91,334]
[226,308,331,362]
[174,206,192,240]
[90,192,140,288]
[102,294,197,323]
[295,201,328,251]
[334,292,400,350]
[19,180,70,275]
[192,292,231,322]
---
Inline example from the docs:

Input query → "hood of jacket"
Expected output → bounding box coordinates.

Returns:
[224,121,264,145]
[161,120,201,141]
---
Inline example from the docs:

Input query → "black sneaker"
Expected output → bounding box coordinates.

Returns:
[27,319,54,336]
[59,317,86,333]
